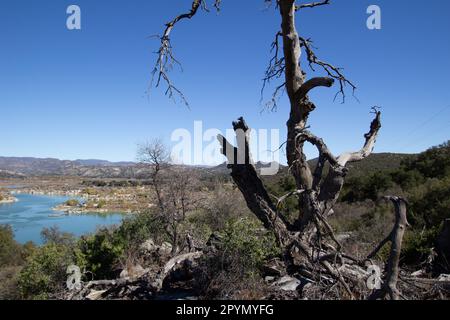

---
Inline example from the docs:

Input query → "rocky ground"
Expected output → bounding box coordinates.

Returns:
[64,233,450,301]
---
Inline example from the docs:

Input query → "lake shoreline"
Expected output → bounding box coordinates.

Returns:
[1,176,157,215]
[51,203,131,216]
[0,193,124,245]
[11,189,140,215]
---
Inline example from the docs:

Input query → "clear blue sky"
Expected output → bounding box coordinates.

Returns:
[1,0,449,164]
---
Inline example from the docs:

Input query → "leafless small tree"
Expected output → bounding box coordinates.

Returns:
[137,139,169,213]
[137,140,200,254]
[164,169,202,253]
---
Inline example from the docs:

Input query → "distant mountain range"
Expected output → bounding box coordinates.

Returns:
[0,153,415,179]
[0,157,138,178]
[72,159,135,167]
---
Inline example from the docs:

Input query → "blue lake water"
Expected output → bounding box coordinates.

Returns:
[0,194,123,244]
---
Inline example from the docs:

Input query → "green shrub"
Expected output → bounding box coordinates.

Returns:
[402,141,450,179]
[219,217,281,272]
[75,227,124,280]
[401,228,440,266]
[195,217,280,299]
[265,175,298,223]
[117,211,169,247]
[64,199,80,207]
[186,212,213,244]
[21,241,37,261]
[97,200,107,209]
[83,188,98,196]
[75,211,171,280]
[0,225,24,267]
[191,186,251,234]
[409,178,450,228]
[392,169,424,190]
[18,243,74,299]
[0,226,38,300]
[41,226,76,247]
[0,266,22,300]
[341,171,394,203]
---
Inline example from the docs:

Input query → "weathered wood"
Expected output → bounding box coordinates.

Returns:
[369,197,408,300]
[217,118,292,247]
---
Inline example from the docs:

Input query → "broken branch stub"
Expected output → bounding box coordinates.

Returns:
[368,196,409,300]
[217,117,292,247]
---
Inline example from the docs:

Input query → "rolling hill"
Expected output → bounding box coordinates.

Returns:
[0,153,415,179]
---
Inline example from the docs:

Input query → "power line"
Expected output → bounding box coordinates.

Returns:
[396,105,450,152]
[398,120,450,152]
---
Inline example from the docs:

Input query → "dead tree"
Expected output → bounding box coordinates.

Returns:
[164,169,201,254]
[137,139,169,213]
[152,0,410,299]
[137,140,200,254]
[367,197,409,300]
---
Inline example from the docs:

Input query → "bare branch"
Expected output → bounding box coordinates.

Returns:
[296,77,334,100]
[151,0,204,106]
[214,0,223,11]
[137,139,169,168]
[261,31,286,110]
[295,129,339,168]
[369,197,409,300]
[318,109,382,216]
[274,189,305,210]
[322,260,355,299]
[200,0,223,12]
[299,36,356,102]
[312,155,326,190]
[296,0,331,10]
[367,232,393,260]
[337,109,382,166]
